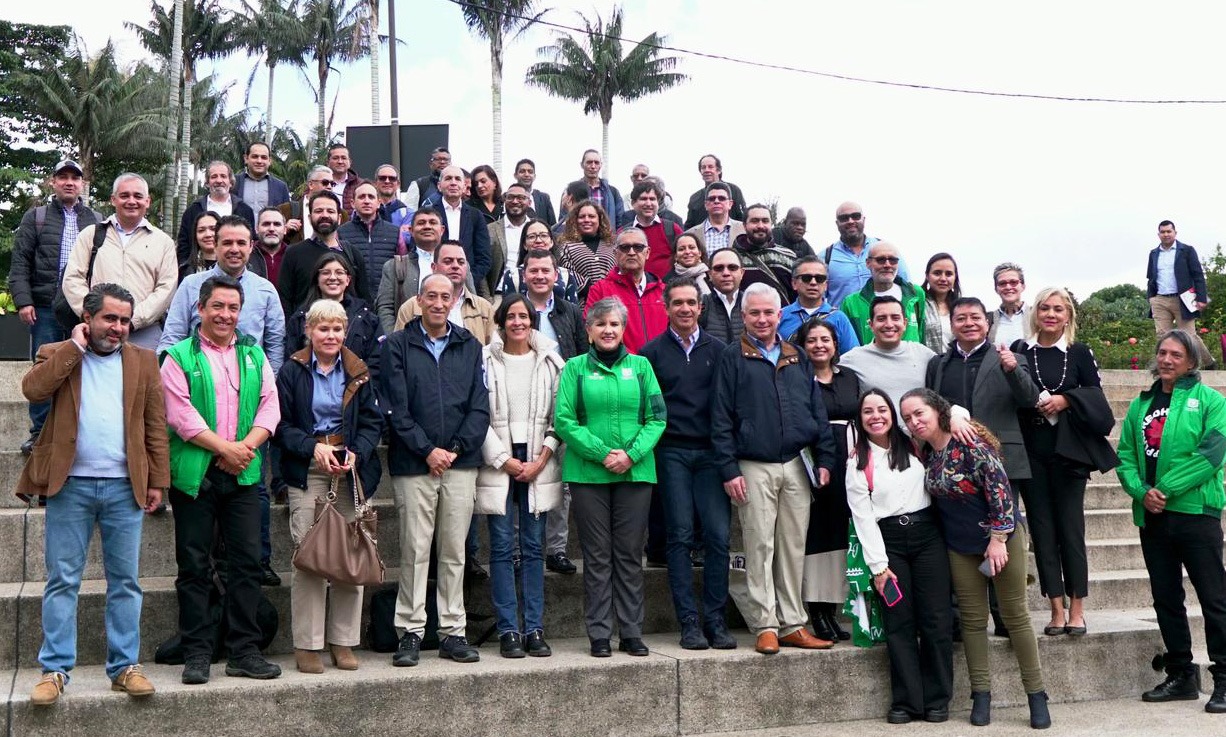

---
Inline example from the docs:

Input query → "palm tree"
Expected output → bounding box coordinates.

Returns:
[235,0,311,134]
[364,0,380,124]
[525,6,685,175]
[160,0,184,225]
[459,0,549,174]
[302,0,367,138]
[127,0,236,222]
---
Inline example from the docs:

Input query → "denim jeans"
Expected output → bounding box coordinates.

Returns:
[487,445,546,634]
[655,445,731,625]
[28,305,66,435]
[40,476,144,681]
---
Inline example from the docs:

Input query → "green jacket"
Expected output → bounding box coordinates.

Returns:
[554,348,667,485]
[839,278,926,345]
[164,332,267,497]
[1117,374,1226,527]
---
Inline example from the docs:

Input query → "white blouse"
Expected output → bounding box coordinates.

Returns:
[845,442,932,575]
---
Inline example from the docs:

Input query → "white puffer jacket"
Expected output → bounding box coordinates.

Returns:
[475,330,566,515]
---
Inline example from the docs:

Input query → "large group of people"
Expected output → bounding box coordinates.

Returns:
[9,148,1226,728]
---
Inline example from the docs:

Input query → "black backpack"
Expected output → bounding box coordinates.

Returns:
[51,222,109,332]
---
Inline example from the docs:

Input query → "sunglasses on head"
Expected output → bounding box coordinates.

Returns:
[837,212,863,223]
[617,243,647,253]
[872,256,899,265]
[795,273,827,284]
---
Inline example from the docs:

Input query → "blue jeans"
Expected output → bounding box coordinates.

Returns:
[28,305,66,435]
[656,445,731,625]
[487,445,546,634]
[41,477,144,681]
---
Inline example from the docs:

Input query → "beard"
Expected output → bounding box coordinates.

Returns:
[313,219,337,236]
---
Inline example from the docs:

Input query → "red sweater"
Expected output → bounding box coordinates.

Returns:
[620,219,681,279]
[584,270,668,354]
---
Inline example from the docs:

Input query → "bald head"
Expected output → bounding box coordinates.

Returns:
[867,241,900,288]
[439,165,465,204]
[835,201,866,247]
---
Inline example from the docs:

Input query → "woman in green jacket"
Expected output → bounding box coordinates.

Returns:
[1117,330,1226,713]
[555,297,667,658]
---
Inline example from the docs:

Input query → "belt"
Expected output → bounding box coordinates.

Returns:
[315,433,344,446]
[880,508,935,526]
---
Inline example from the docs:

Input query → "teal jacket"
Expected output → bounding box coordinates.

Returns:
[1117,373,1226,527]
[554,348,666,485]
[839,277,926,346]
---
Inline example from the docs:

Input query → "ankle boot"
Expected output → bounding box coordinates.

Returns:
[330,644,359,670]
[295,649,324,674]
[826,609,850,641]
[1027,690,1051,729]
[970,691,991,726]
[808,603,837,642]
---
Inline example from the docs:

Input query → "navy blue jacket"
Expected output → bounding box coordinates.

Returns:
[641,329,726,449]
[275,347,383,497]
[284,294,384,377]
[338,216,401,290]
[710,335,836,481]
[419,196,493,286]
[1147,240,1208,319]
[378,317,490,476]
[233,172,291,209]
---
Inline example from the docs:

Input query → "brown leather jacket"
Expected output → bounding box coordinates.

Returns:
[16,340,171,506]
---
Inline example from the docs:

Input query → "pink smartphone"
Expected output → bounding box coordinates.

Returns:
[882,578,903,607]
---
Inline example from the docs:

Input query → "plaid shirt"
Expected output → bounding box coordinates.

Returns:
[58,205,80,275]
[703,220,732,255]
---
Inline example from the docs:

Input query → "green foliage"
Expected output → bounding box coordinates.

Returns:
[0,21,73,171]
[1198,244,1226,336]
[1078,282,1156,368]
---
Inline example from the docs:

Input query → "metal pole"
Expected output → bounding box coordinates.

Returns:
[387,0,401,174]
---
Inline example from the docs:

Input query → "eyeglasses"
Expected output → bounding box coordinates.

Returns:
[871,256,899,265]
[711,263,742,272]
[706,195,729,202]
[525,232,552,241]
[795,273,827,284]
[996,279,1022,288]
[504,194,530,201]
[617,243,647,253]
[836,212,863,223]
[376,175,398,182]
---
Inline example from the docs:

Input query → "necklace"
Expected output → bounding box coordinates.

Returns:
[1030,344,1068,394]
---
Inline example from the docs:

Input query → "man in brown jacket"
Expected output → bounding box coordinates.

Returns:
[17,283,169,706]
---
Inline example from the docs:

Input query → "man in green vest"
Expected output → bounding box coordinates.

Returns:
[160,274,282,685]
[840,241,926,345]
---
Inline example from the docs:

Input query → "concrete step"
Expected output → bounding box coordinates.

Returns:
[1084,508,1141,540]
[0,614,1170,737]
[1024,568,1191,611]
[1084,481,1131,511]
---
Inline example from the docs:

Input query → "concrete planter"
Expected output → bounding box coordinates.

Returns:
[0,314,27,360]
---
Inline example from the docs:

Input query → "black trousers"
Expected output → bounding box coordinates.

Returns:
[1019,457,1089,599]
[171,464,264,660]
[1140,510,1226,680]
[879,513,954,715]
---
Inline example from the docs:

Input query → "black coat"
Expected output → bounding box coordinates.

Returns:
[275,347,383,497]
[546,298,588,360]
[700,291,744,344]
[284,294,384,377]
[277,237,372,317]
[177,196,257,283]
[1056,386,1120,474]
[807,369,860,556]
[378,317,490,476]
[10,200,103,308]
[684,181,747,229]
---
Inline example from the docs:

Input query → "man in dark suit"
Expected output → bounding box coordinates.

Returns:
[1147,219,1215,367]
[683,154,747,229]
[427,165,492,290]
[514,158,556,228]
[233,142,290,212]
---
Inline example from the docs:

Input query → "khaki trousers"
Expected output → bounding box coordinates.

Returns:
[392,468,477,638]
[1150,295,1214,365]
[287,470,363,649]
[736,458,811,636]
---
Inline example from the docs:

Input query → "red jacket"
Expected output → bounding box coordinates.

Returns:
[585,270,668,354]
[620,219,681,279]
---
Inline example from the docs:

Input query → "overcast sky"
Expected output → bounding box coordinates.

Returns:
[13,0,1226,303]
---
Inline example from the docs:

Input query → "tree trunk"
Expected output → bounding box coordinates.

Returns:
[177,67,195,229]
[162,0,185,226]
[601,120,610,187]
[490,38,502,174]
[317,58,328,139]
[369,0,380,124]
[265,61,276,135]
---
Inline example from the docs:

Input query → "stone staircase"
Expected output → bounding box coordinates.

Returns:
[0,364,1221,736]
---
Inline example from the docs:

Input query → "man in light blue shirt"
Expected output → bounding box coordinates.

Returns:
[777,256,860,352]
[823,201,910,307]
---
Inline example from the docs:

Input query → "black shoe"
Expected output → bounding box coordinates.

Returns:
[590,638,612,658]
[181,655,211,685]
[828,611,850,641]
[690,548,704,568]
[465,559,490,581]
[886,707,912,724]
[393,632,421,667]
[810,604,838,642]
[645,557,668,569]
[439,635,480,663]
[20,435,36,456]
[524,630,552,657]
[260,561,281,587]
[1027,690,1051,729]
[924,707,949,723]
[512,553,522,572]
[970,690,991,726]
[499,631,526,659]
[1142,668,1201,702]
[705,619,738,650]
[1207,682,1226,714]
[546,552,576,574]
[225,653,282,680]
[679,617,709,650]
[618,637,649,656]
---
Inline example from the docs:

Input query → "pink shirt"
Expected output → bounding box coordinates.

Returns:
[161,334,280,443]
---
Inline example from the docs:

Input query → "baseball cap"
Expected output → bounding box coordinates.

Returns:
[54,160,83,175]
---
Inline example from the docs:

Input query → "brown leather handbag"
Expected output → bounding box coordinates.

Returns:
[291,467,385,586]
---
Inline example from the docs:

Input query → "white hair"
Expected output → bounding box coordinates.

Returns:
[743,282,781,309]
[110,172,148,196]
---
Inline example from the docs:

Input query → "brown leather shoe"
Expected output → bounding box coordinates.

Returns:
[779,629,834,649]
[295,649,324,674]
[111,664,155,697]
[330,644,359,671]
[755,632,780,655]
[31,671,66,706]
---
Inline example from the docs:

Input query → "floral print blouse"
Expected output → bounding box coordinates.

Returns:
[923,436,1016,555]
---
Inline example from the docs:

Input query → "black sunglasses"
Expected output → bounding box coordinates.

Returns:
[837,212,863,223]
[795,273,827,284]
[617,243,647,253]
[872,256,899,265]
